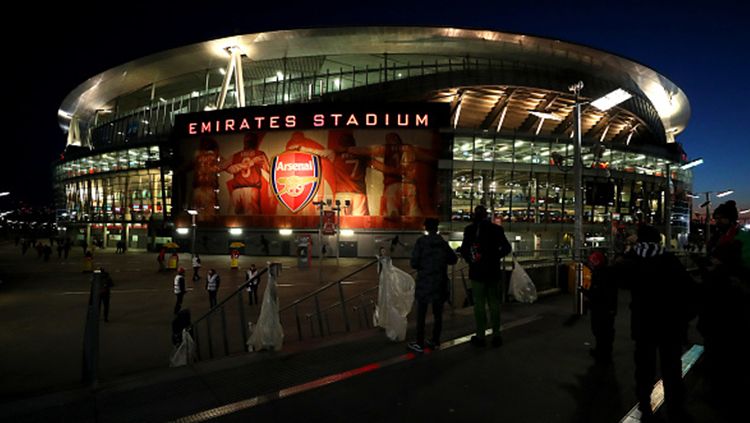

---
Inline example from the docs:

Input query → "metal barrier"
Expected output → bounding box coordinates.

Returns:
[189,266,270,362]
[280,259,379,341]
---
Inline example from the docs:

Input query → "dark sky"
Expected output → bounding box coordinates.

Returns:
[5,0,748,214]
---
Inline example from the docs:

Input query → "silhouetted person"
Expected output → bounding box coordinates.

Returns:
[622,225,696,422]
[157,248,166,272]
[260,235,270,256]
[98,268,114,322]
[584,250,618,364]
[460,205,512,347]
[697,200,749,408]
[407,218,458,353]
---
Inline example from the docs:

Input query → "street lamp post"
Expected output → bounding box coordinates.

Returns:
[187,209,198,256]
[569,81,632,315]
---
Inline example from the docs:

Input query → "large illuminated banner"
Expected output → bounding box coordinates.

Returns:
[173,103,450,229]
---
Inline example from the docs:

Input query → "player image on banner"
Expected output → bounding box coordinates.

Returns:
[327,131,373,216]
[190,137,224,221]
[178,128,441,229]
[223,133,271,215]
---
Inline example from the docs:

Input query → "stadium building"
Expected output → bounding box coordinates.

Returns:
[54,27,693,256]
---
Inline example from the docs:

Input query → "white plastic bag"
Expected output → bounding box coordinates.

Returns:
[373,258,415,341]
[247,266,284,351]
[509,259,537,304]
[169,329,196,367]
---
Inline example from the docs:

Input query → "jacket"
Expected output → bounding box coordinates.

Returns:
[411,233,458,302]
[460,220,512,282]
[620,244,697,342]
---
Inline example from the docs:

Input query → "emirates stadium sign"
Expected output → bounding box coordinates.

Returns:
[271,152,322,213]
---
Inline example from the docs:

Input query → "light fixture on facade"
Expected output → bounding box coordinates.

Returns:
[279,229,293,236]
[176,228,189,235]
[528,110,563,121]
[716,190,734,198]
[229,228,243,235]
[590,88,633,111]
[680,157,703,170]
[341,229,354,236]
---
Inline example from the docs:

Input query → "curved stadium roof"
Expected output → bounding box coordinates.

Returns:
[58,26,690,143]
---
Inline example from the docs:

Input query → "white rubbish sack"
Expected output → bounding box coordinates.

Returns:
[509,259,537,304]
[373,258,415,341]
[247,268,284,351]
[169,329,196,367]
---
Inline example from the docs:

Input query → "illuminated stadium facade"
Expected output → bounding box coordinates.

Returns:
[54,27,693,256]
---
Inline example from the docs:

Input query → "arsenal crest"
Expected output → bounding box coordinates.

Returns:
[271,152,322,213]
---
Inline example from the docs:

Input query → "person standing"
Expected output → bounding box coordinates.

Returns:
[460,205,512,347]
[192,254,202,282]
[206,269,220,308]
[584,250,619,364]
[623,225,696,422]
[260,234,270,256]
[407,218,458,353]
[157,248,166,272]
[173,267,187,315]
[245,263,260,305]
[97,267,114,322]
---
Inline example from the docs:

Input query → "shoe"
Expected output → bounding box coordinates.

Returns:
[492,336,503,347]
[470,336,486,347]
[407,342,424,354]
[426,339,440,350]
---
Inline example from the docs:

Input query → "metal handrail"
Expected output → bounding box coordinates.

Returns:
[304,261,471,336]
[191,266,269,329]
[279,260,378,313]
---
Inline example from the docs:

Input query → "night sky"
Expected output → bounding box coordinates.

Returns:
[5,0,748,215]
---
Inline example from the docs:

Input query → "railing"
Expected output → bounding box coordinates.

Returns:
[189,266,269,362]
[279,259,379,341]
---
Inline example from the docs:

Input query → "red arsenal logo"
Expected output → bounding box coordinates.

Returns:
[271,152,322,213]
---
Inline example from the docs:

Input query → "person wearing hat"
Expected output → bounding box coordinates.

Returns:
[407,218,457,353]
[174,267,187,314]
[623,224,696,422]
[698,199,749,409]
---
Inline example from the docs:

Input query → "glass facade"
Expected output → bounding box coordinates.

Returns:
[443,133,690,231]
[54,146,171,223]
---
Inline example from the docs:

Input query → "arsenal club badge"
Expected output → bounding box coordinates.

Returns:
[271,151,322,213]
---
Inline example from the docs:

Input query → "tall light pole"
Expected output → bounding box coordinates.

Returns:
[569,81,632,315]
[673,157,703,251]
[187,209,198,256]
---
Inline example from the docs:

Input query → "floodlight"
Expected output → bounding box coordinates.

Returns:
[680,157,703,170]
[590,88,632,111]
[716,190,734,198]
[186,209,198,215]
[528,111,563,121]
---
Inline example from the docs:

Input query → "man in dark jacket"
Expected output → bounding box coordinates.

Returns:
[408,218,458,353]
[623,225,696,422]
[460,205,512,347]
[98,268,114,322]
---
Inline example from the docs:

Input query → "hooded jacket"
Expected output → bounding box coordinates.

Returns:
[411,233,458,302]
[621,242,697,342]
